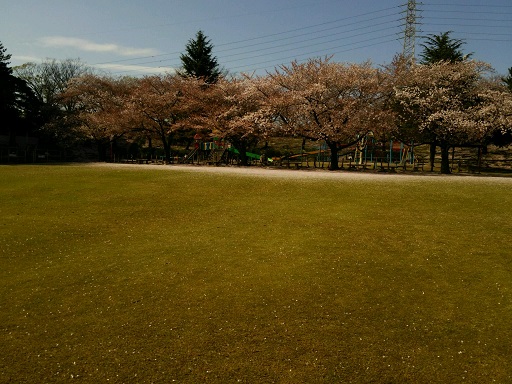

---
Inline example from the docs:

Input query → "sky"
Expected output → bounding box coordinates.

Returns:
[1,0,511,77]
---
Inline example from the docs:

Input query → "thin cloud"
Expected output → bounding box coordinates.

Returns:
[12,55,44,64]
[94,63,176,75]
[39,36,158,57]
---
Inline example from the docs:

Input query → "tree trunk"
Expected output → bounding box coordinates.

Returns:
[110,139,117,162]
[477,146,483,173]
[237,142,249,166]
[147,137,153,160]
[161,135,171,164]
[440,142,451,174]
[97,141,107,162]
[429,142,436,172]
[327,141,339,170]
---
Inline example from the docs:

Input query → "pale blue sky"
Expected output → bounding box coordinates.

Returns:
[1,0,511,76]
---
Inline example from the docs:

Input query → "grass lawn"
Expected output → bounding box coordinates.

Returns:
[1,164,512,383]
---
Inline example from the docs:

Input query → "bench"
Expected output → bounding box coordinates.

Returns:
[286,161,302,169]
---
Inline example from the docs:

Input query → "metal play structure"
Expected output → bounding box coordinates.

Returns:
[182,135,268,166]
[276,136,421,171]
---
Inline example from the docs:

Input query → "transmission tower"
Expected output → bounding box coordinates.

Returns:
[402,0,420,64]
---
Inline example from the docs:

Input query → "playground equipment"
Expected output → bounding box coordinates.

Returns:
[354,137,414,168]
[227,147,270,163]
[182,133,419,171]
[275,136,418,171]
[182,137,271,165]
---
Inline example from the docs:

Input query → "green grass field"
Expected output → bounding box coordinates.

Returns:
[1,165,512,383]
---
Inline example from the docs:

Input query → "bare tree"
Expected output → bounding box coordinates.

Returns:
[14,58,92,145]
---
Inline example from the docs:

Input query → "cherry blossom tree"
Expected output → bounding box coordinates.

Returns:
[394,60,512,173]
[494,69,512,146]
[475,78,512,148]
[417,31,472,169]
[266,57,393,170]
[128,74,191,163]
[63,74,136,160]
[189,76,277,165]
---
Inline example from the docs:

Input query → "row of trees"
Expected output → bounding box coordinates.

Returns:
[0,31,221,153]
[57,56,512,172]
[2,32,512,173]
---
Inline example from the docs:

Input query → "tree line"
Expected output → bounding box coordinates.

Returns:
[2,31,512,173]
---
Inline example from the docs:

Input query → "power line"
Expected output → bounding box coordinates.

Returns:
[422,16,511,23]
[215,14,401,56]
[422,9,512,16]
[422,23,512,29]
[102,2,511,76]
[222,30,401,67]
[95,6,401,67]
[107,31,402,76]
[423,2,512,7]
[421,30,512,37]
[218,22,401,62]
[215,6,401,49]
[71,0,354,39]
[230,36,401,74]
[102,7,399,72]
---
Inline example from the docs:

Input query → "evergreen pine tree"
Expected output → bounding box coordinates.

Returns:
[0,42,41,137]
[179,31,221,84]
[0,42,13,75]
[0,42,16,114]
[419,31,470,64]
[1,42,22,135]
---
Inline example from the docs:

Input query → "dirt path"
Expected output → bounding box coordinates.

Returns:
[87,162,512,184]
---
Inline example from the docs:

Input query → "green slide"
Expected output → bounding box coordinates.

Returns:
[227,147,271,161]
